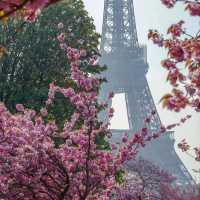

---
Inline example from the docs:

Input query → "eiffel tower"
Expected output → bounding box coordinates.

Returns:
[100,0,194,184]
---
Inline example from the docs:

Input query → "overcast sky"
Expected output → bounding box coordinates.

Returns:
[83,0,200,182]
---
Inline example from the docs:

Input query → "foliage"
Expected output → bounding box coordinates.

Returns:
[0,0,102,126]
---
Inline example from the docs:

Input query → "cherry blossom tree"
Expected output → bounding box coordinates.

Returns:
[0,0,100,128]
[149,0,200,187]
[115,159,200,200]
[0,24,166,199]
[160,182,200,200]
[115,159,175,200]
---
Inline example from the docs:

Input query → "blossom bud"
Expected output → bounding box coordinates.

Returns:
[57,33,65,43]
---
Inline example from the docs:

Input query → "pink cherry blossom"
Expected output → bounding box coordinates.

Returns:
[0,0,62,21]
[167,20,184,37]
[178,139,190,152]
[16,103,24,112]
[57,33,65,43]
[161,0,176,8]
[186,2,200,16]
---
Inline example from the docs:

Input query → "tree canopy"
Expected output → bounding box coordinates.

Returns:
[0,0,102,125]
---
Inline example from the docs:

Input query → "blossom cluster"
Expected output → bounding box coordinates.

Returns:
[0,0,61,22]
[161,0,176,8]
[149,11,200,112]
[161,0,200,16]
[178,139,200,161]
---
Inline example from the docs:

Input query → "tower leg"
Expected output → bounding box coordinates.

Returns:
[98,82,111,123]
[125,88,144,132]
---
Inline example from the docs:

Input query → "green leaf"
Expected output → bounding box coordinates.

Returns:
[115,169,125,184]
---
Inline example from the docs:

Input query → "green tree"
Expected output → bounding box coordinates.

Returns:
[0,0,103,126]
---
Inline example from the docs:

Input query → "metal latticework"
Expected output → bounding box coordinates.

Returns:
[100,0,138,53]
[100,0,194,184]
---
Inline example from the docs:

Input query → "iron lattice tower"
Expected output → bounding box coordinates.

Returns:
[100,0,194,184]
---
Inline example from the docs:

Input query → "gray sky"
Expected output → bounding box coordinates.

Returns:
[83,0,200,182]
